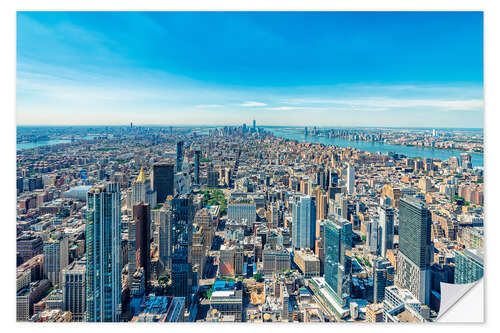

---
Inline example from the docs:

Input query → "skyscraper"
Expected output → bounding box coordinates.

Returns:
[132,167,147,204]
[86,183,122,322]
[158,206,174,272]
[379,199,395,257]
[366,219,378,254]
[43,233,69,286]
[316,190,328,221]
[193,150,201,185]
[176,141,184,173]
[346,163,355,195]
[152,162,174,204]
[291,195,316,250]
[132,202,151,290]
[171,247,192,301]
[373,258,395,303]
[460,153,472,169]
[127,218,137,285]
[324,214,352,307]
[395,196,432,306]
[172,195,195,263]
[62,258,86,322]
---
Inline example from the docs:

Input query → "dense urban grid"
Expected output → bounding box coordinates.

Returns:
[16,123,484,323]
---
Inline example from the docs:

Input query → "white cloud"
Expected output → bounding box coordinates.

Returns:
[265,106,303,111]
[284,97,483,111]
[240,101,267,107]
[265,106,329,111]
[195,104,224,108]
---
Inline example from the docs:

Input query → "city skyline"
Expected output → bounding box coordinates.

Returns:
[17,11,483,128]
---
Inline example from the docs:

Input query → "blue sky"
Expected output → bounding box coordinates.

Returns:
[16,11,483,127]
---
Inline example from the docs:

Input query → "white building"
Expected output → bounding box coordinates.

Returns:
[228,202,256,227]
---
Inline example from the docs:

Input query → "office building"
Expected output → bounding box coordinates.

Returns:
[17,233,43,264]
[454,249,484,284]
[152,163,174,204]
[366,219,378,254]
[171,247,192,300]
[209,280,243,322]
[294,250,320,277]
[324,214,352,308]
[262,247,291,277]
[316,190,328,221]
[395,196,432,306]
[176,141,184,173]
[86,183,122,322]
[373,258,395,303]
[460,153,472,169]
[207,168,219,188]
[193,150,201,185]
[131,168,157,209]
[61,258,86,322]
[43,233,69,286]
[346,163,355,195]
[16,280,51,321]
[132,168,147,205]
[219,245,235,277]
[281,282,289,321]
[228,202,256,227]
[234,246,245,276]
[383,285,426,322]
[172,195,195,262]
[158,206,174,272]
[291,195,316,249]
[191,224,206,281]
[379,199,395,257]
[132,202,151,289]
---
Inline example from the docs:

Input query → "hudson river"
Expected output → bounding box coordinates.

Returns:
[265,127,484,167]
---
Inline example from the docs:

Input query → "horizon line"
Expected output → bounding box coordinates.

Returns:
[16,124,484,130]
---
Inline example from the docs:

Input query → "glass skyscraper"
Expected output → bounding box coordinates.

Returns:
[395,196,432,306]
[176,140,184,173]
[324,214,352,307]
[152,162,174,204]
[291,195,316,250]
[86,183,122,322]
[194,150,201,185]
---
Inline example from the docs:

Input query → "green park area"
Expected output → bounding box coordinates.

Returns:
[201,188,227,214]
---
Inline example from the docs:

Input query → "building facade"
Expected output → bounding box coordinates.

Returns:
[85,183,122,322]
[62,258,86,322]
[395,196,432,306]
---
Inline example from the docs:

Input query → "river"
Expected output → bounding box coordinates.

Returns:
[265,127,484,167]
[16,136,96,151]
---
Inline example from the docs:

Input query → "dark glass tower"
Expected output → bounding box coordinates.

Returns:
[324,214,352,307]
[176,141,184,173]
[152,162,174,204]
[172,195,195,262]
[398,197,432,268]
[133,202,151,290]
[395,196,432,305]
[194,150,201,185]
